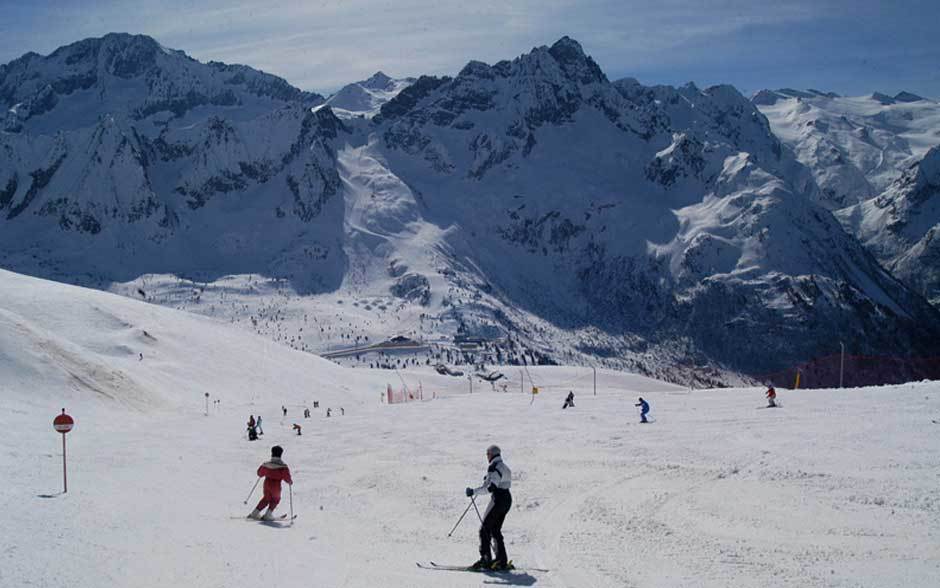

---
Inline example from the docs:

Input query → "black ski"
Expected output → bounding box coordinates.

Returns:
[417,561,548,573]
[231,514,294,521]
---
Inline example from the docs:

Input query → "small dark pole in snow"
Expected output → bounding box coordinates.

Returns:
[593,365,597,396]
[53,409,74,493]
[205,393,210,416]
[468,375,473,394]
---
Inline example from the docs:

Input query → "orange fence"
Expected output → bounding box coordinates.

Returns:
[386,383,433,404]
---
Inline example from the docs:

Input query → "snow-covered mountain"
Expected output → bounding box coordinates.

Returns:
[355,38,940,375]
[0,33,347,292]
[325,71,414,118]
[838,146,940,306]
[2,34,940,383]
[755,89,940,209]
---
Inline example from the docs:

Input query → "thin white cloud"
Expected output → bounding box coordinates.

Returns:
[0,1,935,97]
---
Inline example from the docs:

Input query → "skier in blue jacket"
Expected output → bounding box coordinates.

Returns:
[635,397,650,423]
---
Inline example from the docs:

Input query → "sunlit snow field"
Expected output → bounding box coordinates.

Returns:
[1,269,938,587]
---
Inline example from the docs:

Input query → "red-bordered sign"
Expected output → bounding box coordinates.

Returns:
[53,410,74,434]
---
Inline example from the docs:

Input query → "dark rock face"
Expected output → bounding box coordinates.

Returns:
[390,273,431,305]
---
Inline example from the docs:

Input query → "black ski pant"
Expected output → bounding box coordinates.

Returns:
[479,491,512,563]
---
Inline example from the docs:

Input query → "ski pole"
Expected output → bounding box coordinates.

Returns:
[243,477,261,505]
[470,494,484,524]
[289,484,294,520]
[447,499,475,537]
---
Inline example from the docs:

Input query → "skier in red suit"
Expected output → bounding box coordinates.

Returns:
[766,386,777,408]
[248,445,293,520]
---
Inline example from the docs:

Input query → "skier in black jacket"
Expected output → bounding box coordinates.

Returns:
[562,391,575,409]
[465,445,513,571]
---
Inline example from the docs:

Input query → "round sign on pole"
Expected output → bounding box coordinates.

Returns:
[53,409,74,434]
[53,408,73,494]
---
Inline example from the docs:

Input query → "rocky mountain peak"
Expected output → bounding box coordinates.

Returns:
[46,33,166,78]
[546,36,607,85]
[902,145,940,202]
[750,89,781,106]
[894,91,926,103]
[456,60,495,80]
[361,71,393,90]
[919,145,940,178]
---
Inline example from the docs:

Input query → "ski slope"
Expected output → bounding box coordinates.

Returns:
[1,269,939,587]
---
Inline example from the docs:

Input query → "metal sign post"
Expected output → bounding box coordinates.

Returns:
[53,409,74,493]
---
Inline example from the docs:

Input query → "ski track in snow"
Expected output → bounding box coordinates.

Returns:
[7,387,939,588]
[1,270,940,587]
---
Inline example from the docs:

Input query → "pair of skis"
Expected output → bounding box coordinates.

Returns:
[416,561,549,573]
[232,513,297,522]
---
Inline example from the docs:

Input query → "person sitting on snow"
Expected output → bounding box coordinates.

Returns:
[248,445,293,521]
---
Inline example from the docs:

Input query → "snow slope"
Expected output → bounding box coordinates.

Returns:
[325,71,414,118]
[2,269,939,587]
[838,146,940,305]
[755,89,940,209]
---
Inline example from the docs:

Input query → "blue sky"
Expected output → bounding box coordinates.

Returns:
[1,0,937,98]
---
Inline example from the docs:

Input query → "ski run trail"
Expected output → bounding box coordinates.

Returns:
[1,268,939,587]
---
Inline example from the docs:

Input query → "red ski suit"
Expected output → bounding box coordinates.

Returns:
[255,458,292,511]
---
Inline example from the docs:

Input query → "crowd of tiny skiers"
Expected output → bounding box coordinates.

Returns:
[244,384,781,571]
[246,404,345,441]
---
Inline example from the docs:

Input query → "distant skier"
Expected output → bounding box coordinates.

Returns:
[766,386,777,408]
[247,415,258,440]
[635,397,650,423]
[139,352,143,361]
[256,415,264,435]
[340,407,345,416]
[465,445,512,571]
[304,408,310,418]
[248,445,293,521]
[292,423,302,435]
[326,408,331,418]
[282,406,288,417]
[562,391,575,409]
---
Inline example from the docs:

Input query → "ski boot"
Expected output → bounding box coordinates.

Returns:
[261,508,276,521]
[469,557,493,571]
[247,509,262,520]
[490,560,514,571]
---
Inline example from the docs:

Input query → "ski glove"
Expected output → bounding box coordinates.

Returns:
[465,487,474,497]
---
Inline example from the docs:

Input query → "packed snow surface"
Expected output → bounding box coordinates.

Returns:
[1,271,939,587]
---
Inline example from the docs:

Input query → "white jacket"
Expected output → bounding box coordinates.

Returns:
[472,455,511,497]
